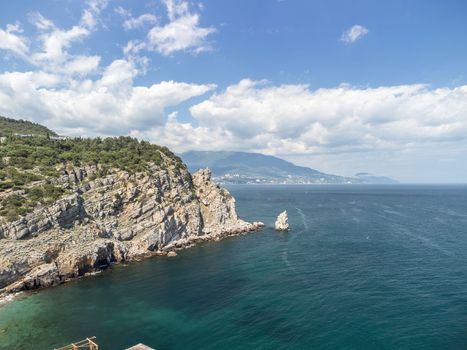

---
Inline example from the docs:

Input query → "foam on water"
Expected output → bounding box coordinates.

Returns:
[0,293,21,307]
[281,207,307,277]
[296,207,309,231]
[393,224,455,257]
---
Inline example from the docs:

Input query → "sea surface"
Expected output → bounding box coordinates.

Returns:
[1,185,467,350]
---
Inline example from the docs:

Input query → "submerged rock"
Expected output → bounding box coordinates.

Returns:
[275,211,289,231]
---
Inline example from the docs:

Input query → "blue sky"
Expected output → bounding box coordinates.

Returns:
[1,0,467,182]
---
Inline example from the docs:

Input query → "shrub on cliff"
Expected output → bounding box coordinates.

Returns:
[0,135,186,222]
[0,115,57,137]
[1,136,183,173]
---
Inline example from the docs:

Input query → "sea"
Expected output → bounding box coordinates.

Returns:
[1,185,467,350]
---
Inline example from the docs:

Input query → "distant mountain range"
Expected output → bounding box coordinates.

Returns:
[181,151,398,184]
[353,172,399,184]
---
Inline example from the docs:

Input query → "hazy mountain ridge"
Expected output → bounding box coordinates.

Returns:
[182,151,399,184]
[182,151,360,184]
[354,173,399,184]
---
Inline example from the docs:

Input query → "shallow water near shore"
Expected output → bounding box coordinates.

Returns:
[1,185,467,350]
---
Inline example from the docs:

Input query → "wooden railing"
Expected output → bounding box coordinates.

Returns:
[54,336,99,350]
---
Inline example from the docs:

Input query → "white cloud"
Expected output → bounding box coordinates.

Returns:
[165,0,190,21]
[114,6,130,17]
[123,40,147,55]
[0,1,215,136]
[28,12,55,31]
[6,23,23,34]
[63,55,101,75]
[21,1,108,74]
[124,14,158,30]
[129,112,236,152]
[81,0,108,30]
[340,24,368,43]
[0,60,215,135]
[183,80,467,156]
[146,0,216,55]
[117,0,215,56]
[32,25,91,66]
[115,6,158,30]
[0,23,29,57]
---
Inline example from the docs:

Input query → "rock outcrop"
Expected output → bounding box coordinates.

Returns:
[275,211,289,231]
[0,163,263,294]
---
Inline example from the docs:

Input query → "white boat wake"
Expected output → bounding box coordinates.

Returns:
[281,207,310,282]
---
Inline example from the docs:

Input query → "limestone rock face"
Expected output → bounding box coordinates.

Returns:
[275,211,289,231]
[0,164,264,294]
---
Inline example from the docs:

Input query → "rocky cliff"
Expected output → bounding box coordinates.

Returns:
[275,210,289,231]
[0,160,263,294]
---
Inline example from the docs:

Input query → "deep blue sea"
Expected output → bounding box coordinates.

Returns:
[1,185,467,350]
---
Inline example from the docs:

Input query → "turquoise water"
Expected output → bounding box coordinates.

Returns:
[1,185,467,350]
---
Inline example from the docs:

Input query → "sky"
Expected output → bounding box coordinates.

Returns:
[0,0,466,183]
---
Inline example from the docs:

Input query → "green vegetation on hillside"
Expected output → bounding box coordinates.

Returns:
[0,184,66,222]
[0,116,58,137]
[0,135,185,222]
[1,136,182,172]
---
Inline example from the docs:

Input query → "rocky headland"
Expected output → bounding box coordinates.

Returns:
[0,161,263,294]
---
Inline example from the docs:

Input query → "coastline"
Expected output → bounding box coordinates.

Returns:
[0,222,264,303]
[0,167,264,296]
[0,292,22,307]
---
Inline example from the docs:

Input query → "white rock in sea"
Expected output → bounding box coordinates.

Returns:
[167,251,178,257]
[275,211,289,231]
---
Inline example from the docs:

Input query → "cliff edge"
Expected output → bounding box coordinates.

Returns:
[0,152,263,294]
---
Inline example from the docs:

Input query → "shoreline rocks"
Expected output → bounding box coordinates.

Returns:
[0,166,264,295]
[275,211,289,231]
